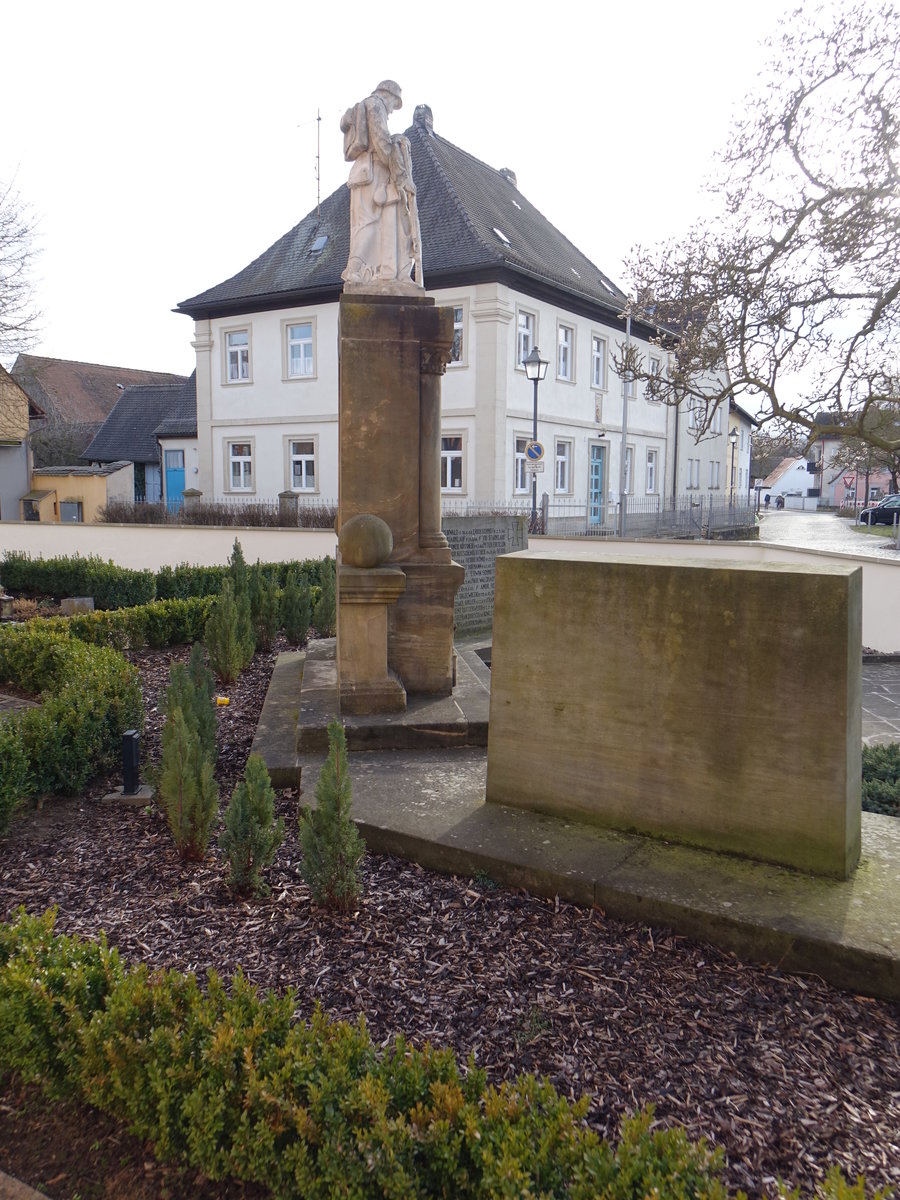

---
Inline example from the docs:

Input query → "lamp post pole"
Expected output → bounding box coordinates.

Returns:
[729,428,738,507]
[617,302,632,538]
[523,347,549,533]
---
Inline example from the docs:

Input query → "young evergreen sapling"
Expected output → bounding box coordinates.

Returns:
[299,719,364,910]
[219,753,284,895]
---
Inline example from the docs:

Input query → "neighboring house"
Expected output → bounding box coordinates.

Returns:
[83,374,195,508]
[728,400,758,504]
[22,462,134,523]
[668,392,730,502]
[808,415,894,508]
[759,457,819,509]
[11,355,189,468]
[177,104,675,526]
[0,365,39,521]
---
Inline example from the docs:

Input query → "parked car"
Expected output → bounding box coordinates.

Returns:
[859,494,900,525]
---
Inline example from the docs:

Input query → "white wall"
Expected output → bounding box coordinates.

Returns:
[538,536,900,654]
[0,522,336,573]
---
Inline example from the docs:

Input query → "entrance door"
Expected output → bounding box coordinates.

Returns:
[589,443,606,525]
[164,450,185,512]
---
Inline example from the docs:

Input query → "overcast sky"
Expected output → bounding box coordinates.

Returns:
[4,0,796,377]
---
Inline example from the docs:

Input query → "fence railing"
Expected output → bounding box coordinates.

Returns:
[100,497,338,529]
[442,495,757,539]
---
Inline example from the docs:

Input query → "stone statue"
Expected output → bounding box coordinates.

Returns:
[340,80,423,291]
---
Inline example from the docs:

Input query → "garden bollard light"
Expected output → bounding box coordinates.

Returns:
[122,729,140,795]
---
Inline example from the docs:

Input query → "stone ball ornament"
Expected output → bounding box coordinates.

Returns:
[338,513,394,568]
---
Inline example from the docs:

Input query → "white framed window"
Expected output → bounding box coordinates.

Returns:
[284,320,315,379]
[688,397,700,430]
[224,328,251,383]
[287,437,317,491]
[591,334,608,390]
[450,305,466,365]
[711,404,722,434]
[226,439,254,492]
[441,434,464,491]
[709,460,721,489]
[557,323,574,381]
[516,309,535,366]
[646,448,659,494]
[624,446,634,494]
[622,370,636,401]
[514,435,529,493]
[692,458,700,489]
[555,439,572,493]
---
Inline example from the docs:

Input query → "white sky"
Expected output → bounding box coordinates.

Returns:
[3,0,794,377]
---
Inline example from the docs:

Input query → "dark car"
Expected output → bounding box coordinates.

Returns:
[859,494,900,525]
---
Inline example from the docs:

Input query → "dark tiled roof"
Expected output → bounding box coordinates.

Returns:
[83,375,196,464]
[177,108,627,321]
[11,356,188,426]
[154,372,197,439]
[33,461,132,478]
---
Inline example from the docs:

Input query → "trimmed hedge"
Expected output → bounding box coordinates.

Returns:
[0,625,143,833]
[2,551,333,610]
[37,596,216,651]
[0,910,880,1200]
[0,552,155,610]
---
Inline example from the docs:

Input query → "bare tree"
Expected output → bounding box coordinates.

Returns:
[0,178,40,358]
[625,2,900,456]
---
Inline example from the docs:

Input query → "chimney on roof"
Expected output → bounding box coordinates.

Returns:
[413,104,434,134]
[499,167,518,189]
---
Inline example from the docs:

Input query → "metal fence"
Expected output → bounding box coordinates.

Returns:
[442,495,758,539]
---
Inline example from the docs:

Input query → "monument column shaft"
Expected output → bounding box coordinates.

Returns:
[419,346,451,554]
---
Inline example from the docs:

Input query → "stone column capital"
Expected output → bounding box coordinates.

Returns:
[421,343,452,376]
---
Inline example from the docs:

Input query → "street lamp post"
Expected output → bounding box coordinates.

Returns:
[729,427,739,507]
[523,347,549,532]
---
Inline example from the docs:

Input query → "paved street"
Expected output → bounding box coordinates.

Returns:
[758,509,900,558]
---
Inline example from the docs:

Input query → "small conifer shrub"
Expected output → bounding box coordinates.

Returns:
[312,557,336,637]
[253,568,279,652]
[299,720,365,910]
[280,568,312,645]
[158,705,218,861]
[219,754,284,895]
[204,578,253,684]
[165,643,217,764]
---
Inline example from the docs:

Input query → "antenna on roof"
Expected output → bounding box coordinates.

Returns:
[316,108,321,223]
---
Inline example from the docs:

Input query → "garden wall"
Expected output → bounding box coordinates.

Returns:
[443,515,527,636]
[0,521,336,572]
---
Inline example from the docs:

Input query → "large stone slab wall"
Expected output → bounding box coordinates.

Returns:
[486,547,862,879]
[443,515,527,636]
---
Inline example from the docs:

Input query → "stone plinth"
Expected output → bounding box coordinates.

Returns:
[486,548,862,879]
[338,565,407,714]
[338,294,464,698]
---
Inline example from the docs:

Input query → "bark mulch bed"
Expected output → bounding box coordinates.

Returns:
[1,638,899,1198]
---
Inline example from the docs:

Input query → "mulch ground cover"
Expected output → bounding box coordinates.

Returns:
[1,636,899,1198]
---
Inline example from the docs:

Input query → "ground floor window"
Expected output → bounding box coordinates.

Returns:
[646,448,658,494]
[514,436,529,493]
[228,441,253,491]
[289,439,316,491]
[441,435,463,491]
[60,499,83,523]
[555,439,572,493]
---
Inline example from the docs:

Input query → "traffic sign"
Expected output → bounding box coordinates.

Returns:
[525,461,545,473]
[525,440,544,462]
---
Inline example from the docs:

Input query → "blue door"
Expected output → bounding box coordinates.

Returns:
[164,450,185,512]
[589,443,606,525]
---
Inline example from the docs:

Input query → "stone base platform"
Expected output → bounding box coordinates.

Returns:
[250,638,490,788]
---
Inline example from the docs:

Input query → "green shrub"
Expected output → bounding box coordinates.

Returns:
[862,743,900,816]
[219,754,284,895]
[0,719,30,836]
[33,596,214,652]
[154,558,324,600]
[254,569,280,652]
[311,557,336,637]
[299,720,365,911]
[0,909,880,1200]
[0,551,155,610]
[280,568,312,646]
[166,644,217,765]
[0,625,142,810]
